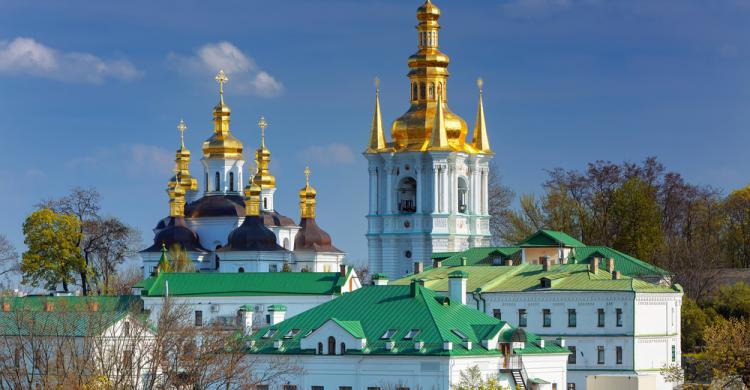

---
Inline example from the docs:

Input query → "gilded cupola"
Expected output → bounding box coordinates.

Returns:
[252,116,276,189]
[390,0,476,153]
[202,70,244,160]
[244,167,262,217]
[169,119,198,192]
[298,167,317,219]
[294,167,341,252]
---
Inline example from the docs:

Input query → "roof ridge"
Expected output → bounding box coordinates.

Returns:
[418,286,452,343]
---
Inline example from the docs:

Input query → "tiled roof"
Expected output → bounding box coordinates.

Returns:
[135,270,351,297]
[393,264,679,294]
[0,296,138,337]
[249,284,568,357]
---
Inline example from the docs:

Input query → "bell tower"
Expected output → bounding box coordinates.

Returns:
[364,0,493,279]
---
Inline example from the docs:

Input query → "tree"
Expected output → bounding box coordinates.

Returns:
[680,297,717,353]
[0,234,19,286]
[610,177,663,261]
[724,185,750,268]
[81,218,141,294]
[20,209,86,292]
[707,282,750,319]
[455,365,506,390]
[500,194,546,244]
[168,244,195,272]
[702,317,750,387]
[487,165,516,245]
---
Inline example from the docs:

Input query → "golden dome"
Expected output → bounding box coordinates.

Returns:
[244,173,262,217]
[389,0,476,153]
[202,70,244,160]
[252,116,277,188]
[298,167,317,219]
[169,119,199,191]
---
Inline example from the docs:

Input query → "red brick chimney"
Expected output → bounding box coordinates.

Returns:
[339,264,347,276]
[606,258,615,273]
[414,261,424,274]
[44,302,53,312]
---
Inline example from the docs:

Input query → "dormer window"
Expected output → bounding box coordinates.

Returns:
[380,329,397,340]
[262,329,278,339]
[284,329,301,339]
[451,329,468,341]
[404,329,421,340]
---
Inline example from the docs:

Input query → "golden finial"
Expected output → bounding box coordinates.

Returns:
[177,119,187,149]
[374,76,380,93]
[477,77,484,94]
[215,69,229,103]
[258,116,268,147]
[304,166,311,186]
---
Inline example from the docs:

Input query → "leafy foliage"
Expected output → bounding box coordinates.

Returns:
[703,317,750,387]
[167,244,195,273]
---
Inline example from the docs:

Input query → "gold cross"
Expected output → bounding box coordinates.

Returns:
[374,76,380,93]
[477,77,484,94]
[304,166,311,186]
[177,119,187,149]
[215,70,229,96]
[258,116,268,147]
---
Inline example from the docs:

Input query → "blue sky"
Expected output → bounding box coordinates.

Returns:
[0,0,748,266]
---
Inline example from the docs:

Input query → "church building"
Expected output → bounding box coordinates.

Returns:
[140,71,345,276]
[365,0,493,279]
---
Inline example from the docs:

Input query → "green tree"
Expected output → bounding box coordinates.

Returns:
[681,297,717,352]
[724,185,750,268]
[610,177,664,261]
[20,208,86,292]
[168,244,195,272]
[708,282,750,319]
[703,317,750,387]
[456,365,507,390]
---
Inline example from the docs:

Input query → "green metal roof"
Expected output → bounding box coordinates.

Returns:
[433,247,521,267]
[569,246,669,277]
[0,296,139,337]
[135,271,351,297]
[249,284,568,357]
[393,263,680,294]
[518,229,586,247]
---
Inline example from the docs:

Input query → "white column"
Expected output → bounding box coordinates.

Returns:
[385,163,393,214]
[441,165,449,213]
[433,165,439,213]
[482,169,489,214]
[369,167,378,214]
[416,163,423,213]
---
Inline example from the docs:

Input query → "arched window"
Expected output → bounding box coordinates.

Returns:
[317,342,323,355]
[458,177,468,214]
[238,267,244,273]
[327,336,336,355]
[340,342,346,355]
[428,83,435,100]
[397,177,417,214]
[229,172,235,191]
[419,83,426,101]
[204,173,208,191]
[263,198,268,210]
[412,83,418,101]
[214,172,220,192]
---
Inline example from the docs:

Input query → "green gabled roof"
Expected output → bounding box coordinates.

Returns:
[0,296,139,337]
[436,247,521,267]
[431,252,458,261]
[570,246,669,277]
[518,229,586,248]
[393,264,679,293]
[249,284,566,357]
[135,271,349,297]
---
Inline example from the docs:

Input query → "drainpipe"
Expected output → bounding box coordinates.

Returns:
[472,290,481,310]
[477,289,487,313]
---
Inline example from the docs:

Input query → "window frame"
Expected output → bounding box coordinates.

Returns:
[543,308,551,328]
[568,346,576,364]
[518,308,527,327]
[568,308,577,327]
[597,308,605,328]
[597,345,605,365]
[616,346,623,365]
[616,308,623,327]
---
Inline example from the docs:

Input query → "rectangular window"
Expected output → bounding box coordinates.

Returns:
[195,310,203,327]
[518,309,527,327]
[543,309,551,327]
[339,387,353,390]
[597,346,605,364]
[672,345,676,362]
[567,384,576,390]
[568,309,577,327]
[312,387,324,390]
[493,309,502,320]
[616,308,623,327]
[616,346,623,365]
[568,346,576,364]
[597,308,605,327]
[283,386,297,390]
[367,388,381,390]
[552,384,557,390]
[256,386,269,390]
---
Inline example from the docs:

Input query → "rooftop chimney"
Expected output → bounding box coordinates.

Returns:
[340,264,347,276]
[433,259,443,268]
[268,305,287,325]
[539,339,545,348]
[460,257,467,266]
[448,270,468,305]
[238,305,254,336]
[606,258,615,273]
[372,273,389,286]
[88,302,99,312]
[505,259,513,266]
[1,302,9,312]
[612,271,621,280]
[44,302,53,312]
[542,256,553,272]
[590,257,599,274]
[414,261,424,274]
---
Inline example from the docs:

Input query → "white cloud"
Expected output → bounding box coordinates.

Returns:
[0,37,141,84]
[168,41,283,97]
[301,143,355,166]
[66,144,172,177]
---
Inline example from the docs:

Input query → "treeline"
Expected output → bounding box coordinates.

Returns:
[490,157,750,299]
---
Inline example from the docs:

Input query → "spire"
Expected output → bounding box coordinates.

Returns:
[244,165,262,217]
[472,78,491,153]
[203,70,243,160]
[299,166,317,219]
[428,94,450,149]
[170,119,198,192]
[156,244,172,274]
[253,115,277,189]
[168,180,186,217]
[366,77,386,153]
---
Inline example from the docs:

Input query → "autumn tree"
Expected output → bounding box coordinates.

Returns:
[168,244,195,272]
[724,185,750,268]
[0,234,19,287]
[21,208,85,292]
[610,177,663,261]
[487,165,516,245]
[703,316,750,387]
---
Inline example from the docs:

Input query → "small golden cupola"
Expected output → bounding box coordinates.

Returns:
[299,166,317,219]
[390,0,473,153]
[244,167,262,217]
[202,70,244,160]
[252,116,276,189]
[294,167,341,252]
[169,119,198,193]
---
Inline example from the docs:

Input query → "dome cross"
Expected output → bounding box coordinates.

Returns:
[214,70,229,104]
[304,166,311,186]
[258,116,268,147]
[177,119,187,149]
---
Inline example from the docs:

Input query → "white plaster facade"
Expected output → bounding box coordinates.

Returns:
[366,152,492,279]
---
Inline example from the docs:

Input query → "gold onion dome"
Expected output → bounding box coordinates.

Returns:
[202,70,244,160]
[252,116,276,188]
[391,0,477,153]
[298,167,317,219]
[169,119,198,191]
